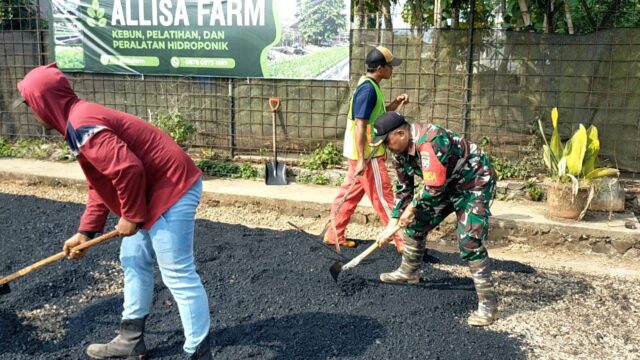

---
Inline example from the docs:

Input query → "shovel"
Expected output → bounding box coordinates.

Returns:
[330,224,402,282]
[0,230,120,296]
[265,97,288,185]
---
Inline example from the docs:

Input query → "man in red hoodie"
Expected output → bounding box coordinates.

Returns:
[14,63,212,359]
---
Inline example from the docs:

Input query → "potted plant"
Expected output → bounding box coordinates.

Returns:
[538,107,619,220]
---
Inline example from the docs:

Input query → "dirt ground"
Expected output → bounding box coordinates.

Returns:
[0,179,638,359]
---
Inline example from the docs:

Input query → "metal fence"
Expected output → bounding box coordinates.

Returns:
[2,2,639,173]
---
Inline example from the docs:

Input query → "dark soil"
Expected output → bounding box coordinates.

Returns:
[0,193,530,359]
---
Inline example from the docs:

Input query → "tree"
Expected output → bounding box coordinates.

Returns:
[296,0,347,44]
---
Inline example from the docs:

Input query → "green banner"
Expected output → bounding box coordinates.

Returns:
[49,0,350,80]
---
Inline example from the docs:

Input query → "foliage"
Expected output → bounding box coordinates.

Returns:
[489,138,543,180]
[492,157,530,180]
[301,143,343,170]
[0,0,43,30]
[0,138,74,161]
[196,159,259,179]
[297,0,347,44]
[525,178,544,201]
[149,108,197,146]
[297,173,331,185]
[0,138,17,157]
[538,107,619,188]
[264,46,348,79]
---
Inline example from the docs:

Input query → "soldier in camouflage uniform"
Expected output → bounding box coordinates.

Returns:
[372,111,499,326]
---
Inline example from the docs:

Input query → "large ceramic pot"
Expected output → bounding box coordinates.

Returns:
[546,181,590,220]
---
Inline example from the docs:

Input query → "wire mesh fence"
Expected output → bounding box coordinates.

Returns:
[1,1,639,174]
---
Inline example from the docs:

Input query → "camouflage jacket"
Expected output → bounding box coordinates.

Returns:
[391,123,493,217]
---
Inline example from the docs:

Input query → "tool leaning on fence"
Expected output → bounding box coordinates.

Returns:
[0,230,120,296]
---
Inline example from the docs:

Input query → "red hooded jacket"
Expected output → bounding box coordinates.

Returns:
[17,64,202,232]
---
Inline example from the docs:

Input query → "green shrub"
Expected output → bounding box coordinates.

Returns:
[149,108,197,146]
[302,143,343,170]
[525,179,544,201]
[196,159,259,179]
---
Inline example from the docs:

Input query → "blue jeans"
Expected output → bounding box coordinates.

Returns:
[120,178,210,354]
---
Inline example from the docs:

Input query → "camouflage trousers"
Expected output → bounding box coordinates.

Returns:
[404,169,497,261]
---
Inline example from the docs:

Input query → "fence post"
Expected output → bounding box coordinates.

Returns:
[228,79,236,158]
[462,0,476,136]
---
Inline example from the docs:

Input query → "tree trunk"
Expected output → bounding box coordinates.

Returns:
[406,0,424,32]
[381,0,392,29]
[434,0,442,29]
[355,0,366,29]
[543,0,554,33]
[579,0,597,29]
[452,1,460,29]
[518,0,532,28]
[563,0,574,34]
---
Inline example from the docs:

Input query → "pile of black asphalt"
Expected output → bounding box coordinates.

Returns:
[0,193,532,359]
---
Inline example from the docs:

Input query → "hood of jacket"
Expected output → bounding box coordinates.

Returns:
[16,63,79,135]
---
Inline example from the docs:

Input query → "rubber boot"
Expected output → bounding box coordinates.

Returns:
[86,317,147,360]
[188,333,212,360]
[467,257,499,326]
[380,234,424,284]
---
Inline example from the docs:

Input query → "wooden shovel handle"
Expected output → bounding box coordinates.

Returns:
[342,225,402,271]
[0,230,120,286]
[268,97,281,112]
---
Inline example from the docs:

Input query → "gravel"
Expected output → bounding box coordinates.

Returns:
[0,179,639,359]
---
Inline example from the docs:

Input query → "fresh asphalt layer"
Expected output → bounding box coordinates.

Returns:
[0,193,529,359]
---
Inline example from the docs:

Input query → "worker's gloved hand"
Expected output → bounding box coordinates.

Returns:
[376,218,399,248]
[116,218,139,236]
[398,203,416,228]
[64,233,90,260]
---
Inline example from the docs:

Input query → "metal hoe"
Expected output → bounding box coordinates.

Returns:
[265,97,288,185]
[0,230,120,296]
[329,224,401,282]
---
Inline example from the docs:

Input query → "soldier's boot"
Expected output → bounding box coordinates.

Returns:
[188,333,212,360]
[467,257,499,326]
[86,317,147,359]
[380,235,424,284]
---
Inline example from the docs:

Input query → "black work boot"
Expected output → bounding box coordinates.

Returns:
[86,317,147,359]
[188,333,212,360]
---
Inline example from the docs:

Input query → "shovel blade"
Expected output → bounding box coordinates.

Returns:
[0,283,10,296]
[265,162,288,185]
[329,261,343,282]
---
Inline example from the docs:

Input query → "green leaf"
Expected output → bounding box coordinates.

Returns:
[87,18,96,27]
[549,107,563,164]
[98,18,107,27]
[542,144,557,175]
[581,125,600,176]
[584,167,619,180]
[562,124,587,176]
[97,8,105,17]
[87,8,96,17]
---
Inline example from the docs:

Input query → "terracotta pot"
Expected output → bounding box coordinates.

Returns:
[546,182,590,220]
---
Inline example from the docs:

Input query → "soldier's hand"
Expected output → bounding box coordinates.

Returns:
[116,218,139,236]
[398,203,416,228]
[63,233,90,260]
[376,218,399,248]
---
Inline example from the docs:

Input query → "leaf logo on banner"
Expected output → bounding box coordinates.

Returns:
[87,0,107,27]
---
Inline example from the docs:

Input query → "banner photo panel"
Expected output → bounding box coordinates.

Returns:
[49,0,350,80]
